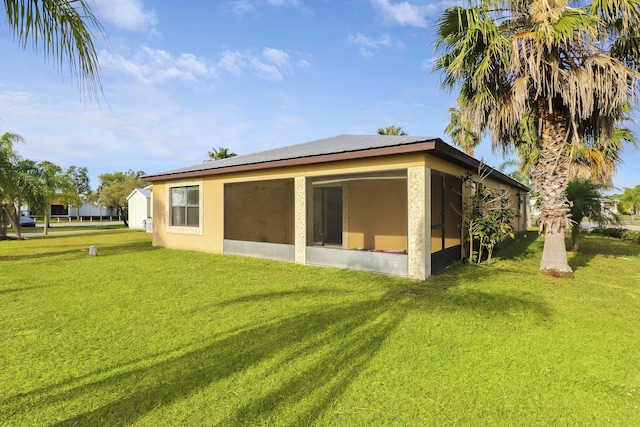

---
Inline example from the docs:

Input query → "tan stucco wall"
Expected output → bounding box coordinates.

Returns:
[346,179,408,251]
[152,153,425,254]
[427,153,529,233]
[152,179,224,253]
[482,177,528,232]
[425,154,470,177]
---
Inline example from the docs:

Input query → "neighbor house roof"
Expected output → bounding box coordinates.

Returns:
[143,134,530,191]
[126,188,151,201]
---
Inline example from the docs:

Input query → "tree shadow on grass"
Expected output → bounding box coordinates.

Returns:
[0,285,57,295]
[492,231,542,262]
[27,298,401,427]
[569,234,640,271]
[2,280,552,426]
[0,240,152,263]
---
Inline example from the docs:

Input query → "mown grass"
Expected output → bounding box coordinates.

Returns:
[1,230,639,426]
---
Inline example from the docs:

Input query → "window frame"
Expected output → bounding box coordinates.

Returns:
[166,180,203,235]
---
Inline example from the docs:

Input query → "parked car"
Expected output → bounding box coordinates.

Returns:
[19,215,36,227]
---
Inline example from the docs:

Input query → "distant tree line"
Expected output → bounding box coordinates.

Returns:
[0,132,146,239]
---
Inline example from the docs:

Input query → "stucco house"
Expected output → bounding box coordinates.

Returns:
[143,135,529,280]
[126,187,152,230]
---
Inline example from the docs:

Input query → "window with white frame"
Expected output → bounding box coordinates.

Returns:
[171,185,199,227]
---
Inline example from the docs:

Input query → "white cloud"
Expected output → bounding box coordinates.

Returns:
[99,47,215,84]
[0,88,254,181]
[347,33,400,58]
[218,51,248,76]
[266,0,303,6]
[250,58,283,81]
[371,0,447,27]
[92,0,158,32]
[230,0,256,14]
[101,45,302,84]
[229,0,309,16]
[218,48,296,81]
[262,48,290,68]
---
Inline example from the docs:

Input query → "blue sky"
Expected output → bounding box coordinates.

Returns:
[0,0,638,191]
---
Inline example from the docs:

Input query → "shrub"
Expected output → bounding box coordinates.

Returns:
[621,230,640,244]
[591,227,624,238]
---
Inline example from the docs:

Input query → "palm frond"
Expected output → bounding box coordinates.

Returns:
[3,0,104,99]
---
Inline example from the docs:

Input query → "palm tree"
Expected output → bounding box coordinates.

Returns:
[569,125,636,186]
[504,112,635,189]
[0,133,44,239]
[377,125,407,136]
[614,186,640,222]
[3,0,103,97]
[208,147,237,160]
[0,133,23,238]
[35,161,66,235]
[566,178,611,252]
[435,0,640,277]
[444,98,480,156]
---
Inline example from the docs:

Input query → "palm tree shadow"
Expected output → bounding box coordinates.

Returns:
[4,278,552,426]
[29,297,404,427]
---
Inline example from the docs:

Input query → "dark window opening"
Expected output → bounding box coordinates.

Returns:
[313,186,343,246]
[50,204,68,216]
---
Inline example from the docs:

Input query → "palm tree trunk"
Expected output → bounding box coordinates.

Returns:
[9,202,23,240]
[0,203,8,240]
[43,211,49,236]
[533,99,573,277]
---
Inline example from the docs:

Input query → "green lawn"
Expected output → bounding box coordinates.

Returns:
[1,230,639,426]
[13,223,127,234]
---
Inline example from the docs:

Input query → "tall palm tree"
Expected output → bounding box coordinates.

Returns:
[504,112,635,188]
[377,125,407,136]
[444,98,480,156]
[0,132,43,240]
[435,0,640,277]
[3,0,103,97]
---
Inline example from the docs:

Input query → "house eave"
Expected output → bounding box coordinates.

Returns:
[143,138,530,192]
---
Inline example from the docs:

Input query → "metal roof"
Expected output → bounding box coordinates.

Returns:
[126,187,151,201]
[143,134,530,191]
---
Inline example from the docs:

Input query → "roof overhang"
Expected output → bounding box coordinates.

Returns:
[143,137,530,192]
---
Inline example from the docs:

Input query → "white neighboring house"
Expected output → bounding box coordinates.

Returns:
[529,196,618,225]
[65,203,118,219]
[21,200,117,220]
[127,187,152,230]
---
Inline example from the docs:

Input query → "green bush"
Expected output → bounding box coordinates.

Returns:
[589,228,640,244]
[621,230,640,244]
[590,227,624,238]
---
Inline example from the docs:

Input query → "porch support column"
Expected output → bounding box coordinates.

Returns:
[407,166,431,280]
[294,176,307,265]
